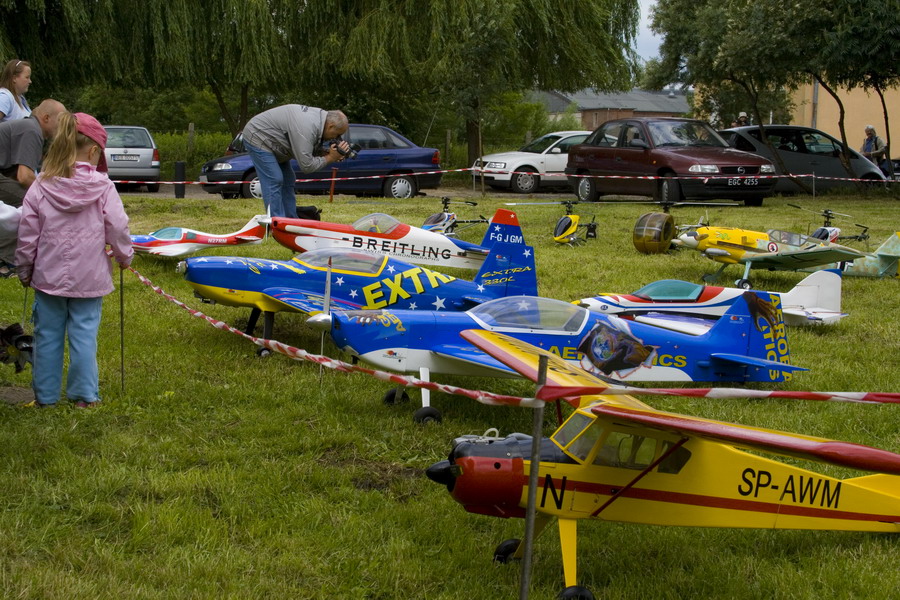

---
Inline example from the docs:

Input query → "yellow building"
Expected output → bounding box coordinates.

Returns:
[792,81,899,155]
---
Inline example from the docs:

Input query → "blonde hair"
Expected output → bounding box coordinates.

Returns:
[0,59,30,108]
[41,112,99,179]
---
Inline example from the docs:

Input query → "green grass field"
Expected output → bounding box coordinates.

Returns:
[1,186,898,599]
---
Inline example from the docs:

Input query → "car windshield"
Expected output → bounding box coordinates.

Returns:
[469,296,588,332]
[520,134,563,154]
[648,121,727,149]
[352,213,401,235]
[293,248,386,274]
[632,279,705,301]
[106,128,153,149]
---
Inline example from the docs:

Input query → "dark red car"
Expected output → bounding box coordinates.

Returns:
[565,117,776,206]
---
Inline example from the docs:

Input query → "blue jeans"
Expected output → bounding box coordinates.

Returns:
[32,291,103,405]
[245,141,298,218]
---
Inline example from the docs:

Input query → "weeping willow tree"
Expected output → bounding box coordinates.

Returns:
[2,0,639,147]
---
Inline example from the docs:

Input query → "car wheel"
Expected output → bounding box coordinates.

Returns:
[146,183,160,193]
[241,171,262,200]
[383,175,417,199]
[658,174,683,204]
[575,176,599,202]
[510,168,539,193]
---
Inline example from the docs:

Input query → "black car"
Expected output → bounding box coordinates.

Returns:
[200,124,442,199]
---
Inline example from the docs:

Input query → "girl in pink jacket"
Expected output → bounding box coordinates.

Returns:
[15,112,132,407]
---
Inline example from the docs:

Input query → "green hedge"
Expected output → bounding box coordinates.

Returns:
[154,132,233,181]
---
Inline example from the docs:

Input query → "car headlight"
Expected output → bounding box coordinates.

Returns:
[688,165,720,173]
[210,162,234,171]
[485,162,507,169]
[760,164,775,173]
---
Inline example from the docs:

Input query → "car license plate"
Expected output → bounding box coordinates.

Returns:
[112,154,139,162]
[727,177,758,186]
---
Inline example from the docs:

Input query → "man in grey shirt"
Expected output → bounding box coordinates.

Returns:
[243,105,350,218]
[0,98,66,208]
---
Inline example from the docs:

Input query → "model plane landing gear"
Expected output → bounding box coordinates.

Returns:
[735,278,753,290]
[493,538,521,564]
[413,406,441,424]
[382,387,410,405]
[558,586,595,600]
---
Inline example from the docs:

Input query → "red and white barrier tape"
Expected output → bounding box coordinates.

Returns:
[115,166,896,186]
[123,263,900,408]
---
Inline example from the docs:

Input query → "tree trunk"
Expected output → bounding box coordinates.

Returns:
[466,118,481,168]
[875,84,894,179]
[813,75,855,177]
[209,78,239,137]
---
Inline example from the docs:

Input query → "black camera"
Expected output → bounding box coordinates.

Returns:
[319,136,361,160]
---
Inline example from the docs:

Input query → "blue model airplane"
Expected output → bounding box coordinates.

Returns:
[176,242,537,342]
[309,292,805,422]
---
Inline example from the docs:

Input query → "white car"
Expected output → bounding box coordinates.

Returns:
[472,130,591,193]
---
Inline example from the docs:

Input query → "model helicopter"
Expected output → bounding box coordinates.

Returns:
[504,200,598,245]
[421,197,489,236]
[426,330,900,600]
[788,203,871,249]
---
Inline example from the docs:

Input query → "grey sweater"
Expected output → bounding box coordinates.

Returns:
[243,104,328,173]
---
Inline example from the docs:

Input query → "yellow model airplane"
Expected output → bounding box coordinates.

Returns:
[672,224,900,288]
[427,330,900,600]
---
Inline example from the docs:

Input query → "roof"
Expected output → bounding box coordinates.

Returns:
[533,89,690,114]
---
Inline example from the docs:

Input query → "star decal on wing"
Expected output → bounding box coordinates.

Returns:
[349,289,358,298]
[387,265,396,273]
[432,296,446,309]
[477,284,485,292]
[408,302,417,310]
[335,276,345,286]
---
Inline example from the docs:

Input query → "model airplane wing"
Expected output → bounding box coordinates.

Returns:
[591,403,900,475]
[745,245,864,270]
[260,287,361,315]
[459,329,651,410]
[710,353,808,372]
[431,343,513,374]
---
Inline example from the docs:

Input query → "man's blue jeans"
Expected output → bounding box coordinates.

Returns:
[32,291,103,405]
[245,142,298,218]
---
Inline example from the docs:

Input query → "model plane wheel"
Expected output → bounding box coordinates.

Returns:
[413,406,441,424]
[492,538,521,564]
[558,586,595,600]
[382,387,410,405]
[256,347,272,358]
[511,169,539,193]
[735,278,753,290]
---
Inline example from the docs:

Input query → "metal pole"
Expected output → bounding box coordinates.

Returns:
[120,267,125,393]
[519,355,548,600]
[174,161,186,199]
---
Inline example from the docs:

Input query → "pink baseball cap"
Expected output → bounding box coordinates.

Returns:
[74,112,108,172]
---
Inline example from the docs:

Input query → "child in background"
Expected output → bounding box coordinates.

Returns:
[15,112,132,407]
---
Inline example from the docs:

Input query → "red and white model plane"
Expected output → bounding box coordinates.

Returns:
[268,208,525,270]
[131,215,267,258]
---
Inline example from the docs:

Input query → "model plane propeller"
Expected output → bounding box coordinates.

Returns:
[131,215,268,258]
[426,330,900,600]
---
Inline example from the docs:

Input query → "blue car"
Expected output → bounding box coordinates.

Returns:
[200,124,443,199]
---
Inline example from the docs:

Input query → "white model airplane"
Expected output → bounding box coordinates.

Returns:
[131,215,267,258]
[576,269,846,328]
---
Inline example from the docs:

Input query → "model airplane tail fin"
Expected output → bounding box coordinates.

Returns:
[780,269,845,324]
[234,215,268,241]
[874,232,900,257]
[707,291,800,382]
[473,242,537,298]
[479,209,526,247]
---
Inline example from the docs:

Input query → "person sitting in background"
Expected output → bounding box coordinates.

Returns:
[0,60,32,122]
